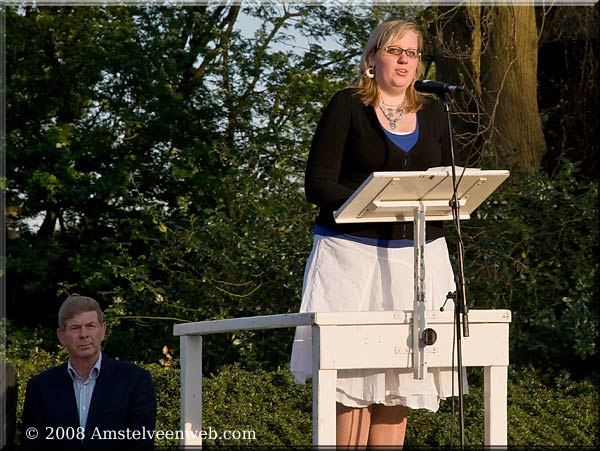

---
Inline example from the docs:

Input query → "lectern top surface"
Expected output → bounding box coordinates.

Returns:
[334,168,509,223]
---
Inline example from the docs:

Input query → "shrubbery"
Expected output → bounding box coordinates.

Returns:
[7,349,598,448]
[450,157,598,381]
[5,156,598,448]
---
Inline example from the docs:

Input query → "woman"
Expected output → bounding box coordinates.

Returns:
[290,19,466,446]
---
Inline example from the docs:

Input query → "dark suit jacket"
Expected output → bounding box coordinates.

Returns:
[20,355,156,451]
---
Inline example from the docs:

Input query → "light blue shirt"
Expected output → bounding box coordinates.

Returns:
[67,352,102,429]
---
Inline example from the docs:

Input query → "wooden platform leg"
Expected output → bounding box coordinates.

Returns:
[312,326,336,446]
[180,335,203,447]
[484,365,508,446]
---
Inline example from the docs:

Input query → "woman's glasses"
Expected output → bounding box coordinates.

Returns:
[383,46,421,59]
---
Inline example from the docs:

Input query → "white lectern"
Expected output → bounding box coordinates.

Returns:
[333,167,509,378]
[175,310,511,447]
[174,168,512,447]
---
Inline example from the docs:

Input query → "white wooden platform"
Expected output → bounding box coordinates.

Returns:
[174,309,511,447]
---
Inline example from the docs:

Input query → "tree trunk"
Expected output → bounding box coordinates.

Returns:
[429,6,483,166]
[480,6,546,172]
[431,5,547,173]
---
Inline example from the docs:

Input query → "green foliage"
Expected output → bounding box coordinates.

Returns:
[99,181,314,371]
[142,362,181,447]
[406,367,598,447]
[506,368,598,447]
[5,5,598,392]
[5,4,354,368]
[131,365,600,448]
[201,363,313,447]
[6,347,598,448]
[5,4,407,373]
[452,157,598,380]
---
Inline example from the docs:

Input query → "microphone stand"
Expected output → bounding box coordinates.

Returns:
[439,92,469,450]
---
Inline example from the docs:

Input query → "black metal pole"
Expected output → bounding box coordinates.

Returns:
[440,93,468,449]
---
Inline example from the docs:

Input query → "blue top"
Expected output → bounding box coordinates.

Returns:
[383,122,419,153]
[315,225,415,248]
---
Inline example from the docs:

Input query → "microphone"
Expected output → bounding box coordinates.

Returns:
[414,79,464,95]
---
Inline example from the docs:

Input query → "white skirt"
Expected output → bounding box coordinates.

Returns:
[290,233,468,412]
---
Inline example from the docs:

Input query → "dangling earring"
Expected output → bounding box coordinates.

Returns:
[366,67,375,79]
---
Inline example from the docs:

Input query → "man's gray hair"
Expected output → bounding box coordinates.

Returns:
[58,294,104,330]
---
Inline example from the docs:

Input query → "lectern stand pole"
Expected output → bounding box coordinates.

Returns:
[412,201,427,379]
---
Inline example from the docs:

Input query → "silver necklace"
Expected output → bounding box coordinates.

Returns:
[379,100,405,130]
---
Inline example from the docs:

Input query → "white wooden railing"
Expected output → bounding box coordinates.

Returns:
[174,309,511,447]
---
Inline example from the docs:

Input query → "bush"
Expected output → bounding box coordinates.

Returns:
[450,157,598,380]
[7,347,598,448]
[144,361,312,448]
[407,367,598,448]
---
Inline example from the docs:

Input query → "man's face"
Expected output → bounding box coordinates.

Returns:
[57,310,106,362]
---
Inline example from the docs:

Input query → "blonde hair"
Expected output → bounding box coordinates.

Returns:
[58,294,104,330]
[353,19,425,112]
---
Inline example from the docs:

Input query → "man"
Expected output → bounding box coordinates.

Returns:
[21,295,156,450]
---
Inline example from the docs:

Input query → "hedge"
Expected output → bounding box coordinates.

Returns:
[7,348,598,448]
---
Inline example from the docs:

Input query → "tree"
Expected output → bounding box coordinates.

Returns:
[427,4,598,379]
[5,5,596,380]
[536,5,599,175]
[427,5,546,173]
[5,4,391,367]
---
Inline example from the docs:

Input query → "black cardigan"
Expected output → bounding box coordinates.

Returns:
[305,87,454,241]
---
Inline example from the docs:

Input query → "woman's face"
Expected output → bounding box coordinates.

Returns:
[369,30,420,95]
